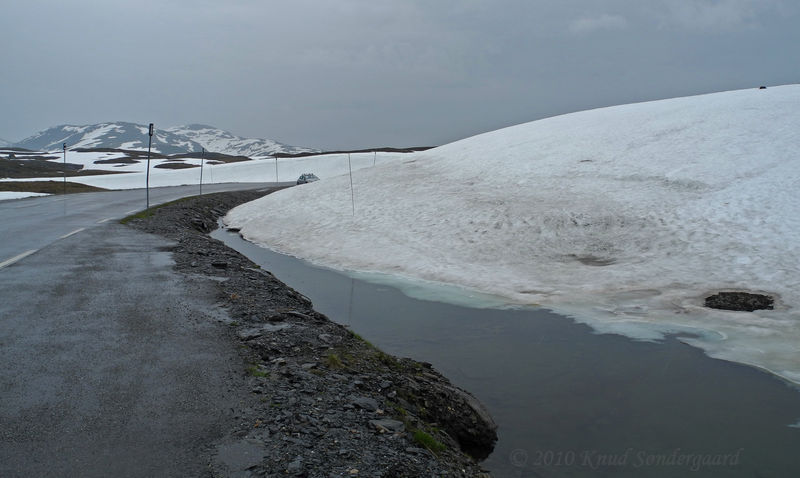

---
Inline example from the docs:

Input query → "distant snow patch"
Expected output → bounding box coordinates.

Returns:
[0,192,50,200]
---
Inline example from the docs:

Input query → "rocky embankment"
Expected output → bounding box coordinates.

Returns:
[125,189,496,477]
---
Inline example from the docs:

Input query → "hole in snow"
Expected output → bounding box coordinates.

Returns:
[567,254,617,266]
[704,291,774,312]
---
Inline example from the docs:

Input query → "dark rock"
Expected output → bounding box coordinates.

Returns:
[211,439,267,476]
[237,328,264,341]
[396,374,498,460]
[352,396,379,412]
[705,291,774,311]
[191,217,214,233]
[286,457,303,474]
[317,333,339,344]
[369,419,405,433]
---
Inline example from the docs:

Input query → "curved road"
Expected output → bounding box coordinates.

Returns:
[0,184,280,477]
[0,183,286,269]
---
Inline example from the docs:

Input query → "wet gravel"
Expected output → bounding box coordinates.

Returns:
[125,188,496,477]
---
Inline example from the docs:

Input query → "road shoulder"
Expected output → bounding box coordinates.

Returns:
[126,189,497,477]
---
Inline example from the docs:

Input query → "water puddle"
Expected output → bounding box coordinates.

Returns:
[212,227,800,477]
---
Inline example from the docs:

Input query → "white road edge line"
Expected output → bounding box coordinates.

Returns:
[124,209,139,215]
[96,217,113,224]
[0,249,38,270]
[11,202,44,209]
[59,228,85,240]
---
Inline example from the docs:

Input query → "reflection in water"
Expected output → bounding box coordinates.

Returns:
[212,228,800,477]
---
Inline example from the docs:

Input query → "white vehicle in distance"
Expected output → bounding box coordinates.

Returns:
[296,173,320,185]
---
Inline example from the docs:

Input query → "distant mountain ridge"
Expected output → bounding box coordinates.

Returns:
[163,124,316,158]
[13,122,316,157]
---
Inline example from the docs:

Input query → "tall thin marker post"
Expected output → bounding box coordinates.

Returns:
[347,153,355,216]
[347,277,355,327]
[199,147,205,196]
[274,154,278,182]
[62,143,67,195]
[373,150,376,167]
[146,123,154,209]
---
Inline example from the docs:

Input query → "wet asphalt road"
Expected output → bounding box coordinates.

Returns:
[0,186,272,477]
[0,182,287,269]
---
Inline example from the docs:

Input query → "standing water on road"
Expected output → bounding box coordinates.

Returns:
[212,228,800,477]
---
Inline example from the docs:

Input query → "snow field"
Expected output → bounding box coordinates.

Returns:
[0,151,405,190]
[226,85,800,384]
[0,192,50,201]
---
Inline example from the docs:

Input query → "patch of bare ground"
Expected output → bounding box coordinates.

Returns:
[0,181,108,194]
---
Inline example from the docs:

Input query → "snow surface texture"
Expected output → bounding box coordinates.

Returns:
[226,85,800,385]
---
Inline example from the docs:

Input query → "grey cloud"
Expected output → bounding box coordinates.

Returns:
[1,0,799,149]
[653,0,785,31]
[568,14,628,34]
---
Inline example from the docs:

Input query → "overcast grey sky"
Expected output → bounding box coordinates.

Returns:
[2,0,798,150]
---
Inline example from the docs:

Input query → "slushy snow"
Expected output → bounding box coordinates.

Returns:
[225,85,800,384]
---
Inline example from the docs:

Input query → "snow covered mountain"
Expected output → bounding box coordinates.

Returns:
[165,124,315,157]
[15,122,199,155]
[226,85,800,385]
[13,122,315,156]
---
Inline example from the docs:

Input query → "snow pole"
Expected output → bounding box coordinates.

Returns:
[274,154,278,182]
[348,153,355,216]
[146,123,153,209]
[347,276,355,326]
[62,143,67,195]
[199,147,205,195]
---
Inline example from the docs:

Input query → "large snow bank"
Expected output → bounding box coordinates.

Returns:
[226,85,800,384]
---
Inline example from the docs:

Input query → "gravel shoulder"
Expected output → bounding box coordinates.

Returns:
[125,188,497,477]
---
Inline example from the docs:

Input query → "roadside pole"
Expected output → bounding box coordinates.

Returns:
[199,148,205,196]
[348,153,355,215]
[62,143,67,195]
[146,123,154,209]
[274,154,278,182]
